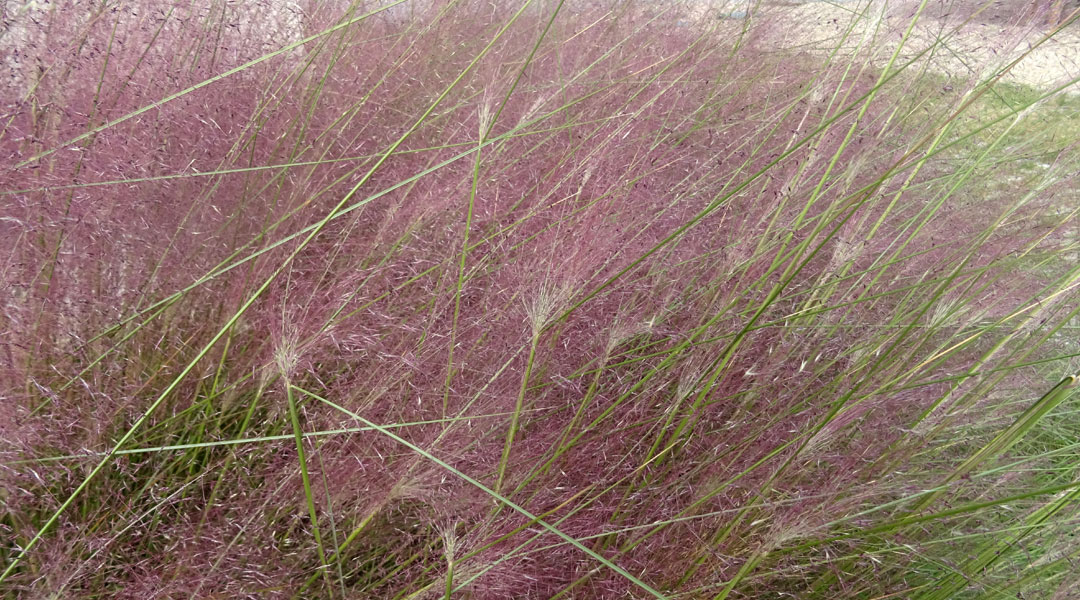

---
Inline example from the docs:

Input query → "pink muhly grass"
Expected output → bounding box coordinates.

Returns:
[2,0,1080,598]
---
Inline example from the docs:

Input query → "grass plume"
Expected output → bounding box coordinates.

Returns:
[3,0,1080,597]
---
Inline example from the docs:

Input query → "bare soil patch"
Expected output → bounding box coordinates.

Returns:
[703,0,1080,92]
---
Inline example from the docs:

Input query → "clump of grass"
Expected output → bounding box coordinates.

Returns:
[2,0,1080,597]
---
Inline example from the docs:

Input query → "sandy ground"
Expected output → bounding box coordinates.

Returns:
[716,0,1080,92]
[3,1,1077,97]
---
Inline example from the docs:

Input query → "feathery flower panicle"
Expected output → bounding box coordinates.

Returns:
[3,0,1079,597]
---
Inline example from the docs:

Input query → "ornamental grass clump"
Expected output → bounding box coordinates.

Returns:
[2,0,1080,597]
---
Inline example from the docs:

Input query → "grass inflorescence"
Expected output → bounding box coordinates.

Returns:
[2,0,1080,597]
